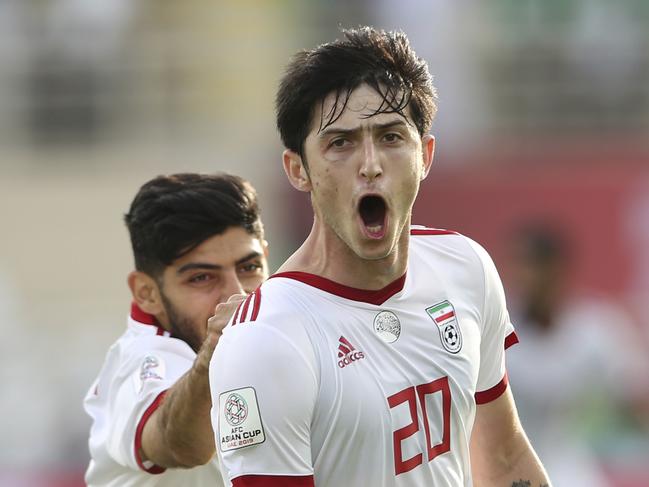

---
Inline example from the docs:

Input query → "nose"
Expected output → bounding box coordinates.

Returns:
[222,271,246,301]
[359,139,383,181]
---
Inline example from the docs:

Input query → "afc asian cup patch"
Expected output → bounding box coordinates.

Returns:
[218,387,265,452]
[133,354,166,392]
[426,300,463,354]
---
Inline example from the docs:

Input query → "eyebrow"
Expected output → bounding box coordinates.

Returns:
[176,251,263,275]
[317,119,409,139]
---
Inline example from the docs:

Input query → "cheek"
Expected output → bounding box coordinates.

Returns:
[400,157,423,185]
[180,290,221,321]
[312,170,343,202]
[394,168,421,208]
[241,275,265,293]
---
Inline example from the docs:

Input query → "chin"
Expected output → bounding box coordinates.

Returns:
[352,239,395,261]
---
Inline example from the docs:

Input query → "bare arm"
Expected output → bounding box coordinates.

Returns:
[470,387,551,487]
[139,294,245,468]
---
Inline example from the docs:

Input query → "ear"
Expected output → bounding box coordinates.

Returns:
[127,271,164,317]
[283,149,312,192]
[420,134,435,180]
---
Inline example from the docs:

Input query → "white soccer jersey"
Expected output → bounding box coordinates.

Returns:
[84,303,223,487]
[210,228,517,487]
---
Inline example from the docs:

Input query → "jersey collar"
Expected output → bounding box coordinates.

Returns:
[130,302,169,336]
[269,271,406,305]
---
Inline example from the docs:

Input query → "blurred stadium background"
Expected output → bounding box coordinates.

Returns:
[1,1,648,486]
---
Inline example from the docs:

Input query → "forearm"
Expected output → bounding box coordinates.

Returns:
[473,431,550,487]
[141,357,214,468]
[139,295,244,469]
[507,444,550,487]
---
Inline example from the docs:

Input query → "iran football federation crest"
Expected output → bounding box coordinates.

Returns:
[426,300,463,354]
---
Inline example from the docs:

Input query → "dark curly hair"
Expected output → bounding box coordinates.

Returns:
[276,26,437,162]
[124,173,263,277]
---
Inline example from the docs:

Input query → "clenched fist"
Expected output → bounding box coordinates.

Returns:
[196,294,247,372]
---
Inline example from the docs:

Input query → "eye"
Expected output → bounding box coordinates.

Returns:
[382,132,403,143]
[188,273,212,283]
[238,262,263,274]
[328,137,351,149]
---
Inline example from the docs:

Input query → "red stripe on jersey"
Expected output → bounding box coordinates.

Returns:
[250,288,262,321]
[474,373,509,405]
[270,271,406,305]
[232,475,315,487]
[232,300,244,326]
[505,331,519,349]
[239,294,254,323]
[134,390,168,474]
[410,228,458,236]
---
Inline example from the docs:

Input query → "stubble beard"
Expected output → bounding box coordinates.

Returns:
[159,290,204,353]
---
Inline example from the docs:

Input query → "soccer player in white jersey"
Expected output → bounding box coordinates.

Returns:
[84,173,269,486]
[209,27,551,487]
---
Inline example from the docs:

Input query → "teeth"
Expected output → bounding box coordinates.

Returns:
[367,224,383,233]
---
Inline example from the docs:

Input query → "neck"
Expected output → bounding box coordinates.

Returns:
[278,218,410,290]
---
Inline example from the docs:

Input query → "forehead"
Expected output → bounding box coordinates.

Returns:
[172,226,264,268]
[311,84,414,134]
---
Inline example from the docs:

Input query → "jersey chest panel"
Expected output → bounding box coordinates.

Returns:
[301,285,482,484]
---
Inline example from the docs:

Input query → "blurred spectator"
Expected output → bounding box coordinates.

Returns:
[505,223,648,487]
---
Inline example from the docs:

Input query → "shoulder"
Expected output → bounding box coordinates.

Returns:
[216,281,318,373]
[94,326,196,391]
[409,225,461,237]
[220,314,314,365]
[409,225,488,269]
[229,275,318,326]
[211,315,319,397]
[122,326,196,363]
[409,225,472,251]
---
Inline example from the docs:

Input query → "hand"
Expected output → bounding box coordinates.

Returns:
[195,294,247,372]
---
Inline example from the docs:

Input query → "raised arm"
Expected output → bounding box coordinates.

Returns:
[140,295,245,468]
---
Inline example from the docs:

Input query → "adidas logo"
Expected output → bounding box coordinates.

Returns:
[337,336,365,369]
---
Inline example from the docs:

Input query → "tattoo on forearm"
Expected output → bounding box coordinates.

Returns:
[511,481,548,487]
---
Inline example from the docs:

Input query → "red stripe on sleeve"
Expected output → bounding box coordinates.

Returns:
[134,390,168,474]
[474,373,509,405]
[232,300,244,326]
[232,475,315,487]
[250,288,262,321]
[239,294,254,323]
[505,331,519,349]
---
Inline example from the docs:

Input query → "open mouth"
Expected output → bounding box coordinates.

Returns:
[358,195,387,238]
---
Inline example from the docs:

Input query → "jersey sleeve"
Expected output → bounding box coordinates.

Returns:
[101,338,195,473]
[467,239,517,404]
[210,320,318,485]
